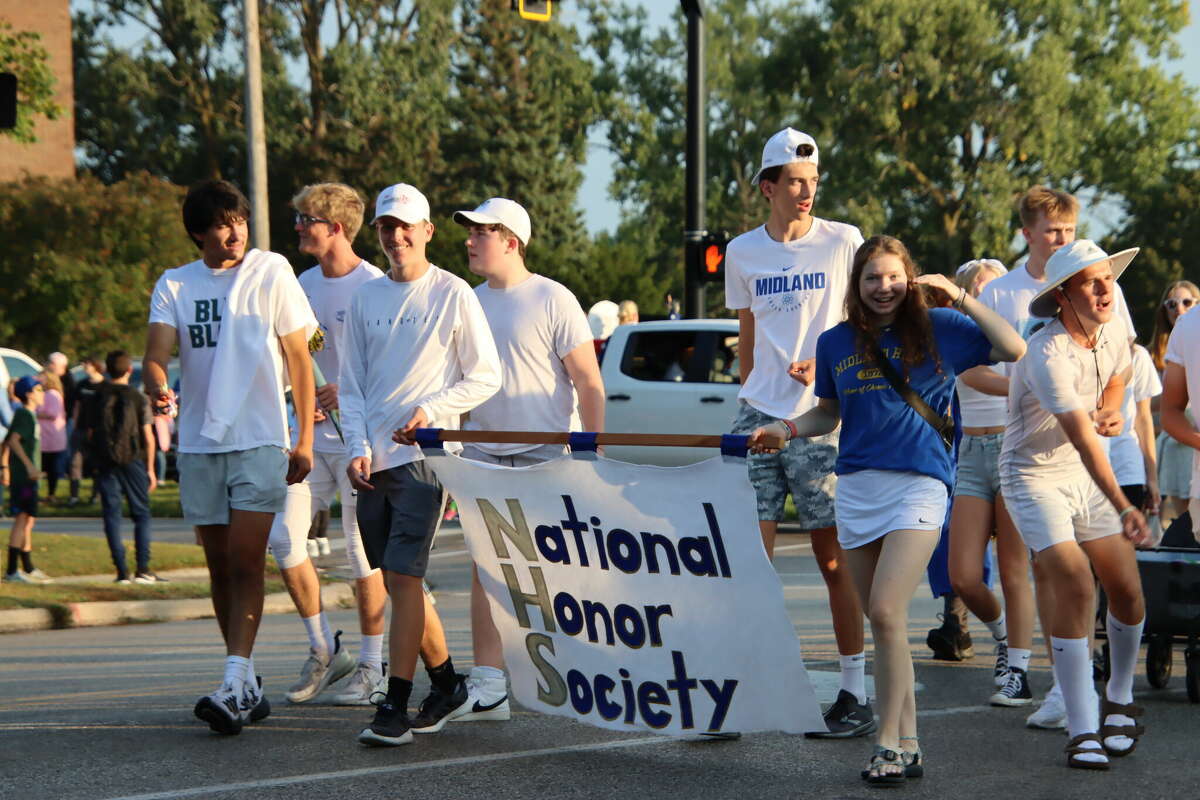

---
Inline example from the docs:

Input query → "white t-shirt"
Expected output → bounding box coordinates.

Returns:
[149,257,313,453]
[1164,309,1200,494]
[1102,344,1160,486]
[466,274,594,455]
[724,219,863,419]
[339,265,502,473]
[298,260,385,454]
[976,262,1137,427]
[1000,318,1131,480]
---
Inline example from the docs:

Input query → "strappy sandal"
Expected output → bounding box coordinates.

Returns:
[900,737,923,778]
[1100,697,1145,757]
[1065,732,1110,771]
[862,746,906,786]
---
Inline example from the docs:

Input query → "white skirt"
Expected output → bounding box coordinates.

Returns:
[835,469,948,549]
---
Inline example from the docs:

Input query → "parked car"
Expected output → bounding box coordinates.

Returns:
[601,319,741,466]
[0,347,42,383]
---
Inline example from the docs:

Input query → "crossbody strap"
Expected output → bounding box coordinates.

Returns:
[872,348,953,452]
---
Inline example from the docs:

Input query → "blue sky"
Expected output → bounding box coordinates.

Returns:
[571,2,1200,235]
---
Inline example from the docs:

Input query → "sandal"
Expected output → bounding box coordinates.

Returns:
[862,746,906,785]
[1065,733,1110,771]
[900,737,923,778]
[1100,697,1144,757]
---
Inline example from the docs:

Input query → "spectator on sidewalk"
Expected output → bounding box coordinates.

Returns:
[84,351,161,584]
[36,370,68,503]
[68,356,106,506]
[3,376,49,582]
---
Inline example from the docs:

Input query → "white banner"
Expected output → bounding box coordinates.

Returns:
[425,449,825,736]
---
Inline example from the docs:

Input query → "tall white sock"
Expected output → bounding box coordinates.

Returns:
[359,633,384,671]
[223,655,250,693]
[1105,611,1144,704]
[1008,648,1032,673]
[302,613,332,662]
[246,655,257,684]
[1050,636,1100,740]
[983,610,1007,641]
[840,652,867,705]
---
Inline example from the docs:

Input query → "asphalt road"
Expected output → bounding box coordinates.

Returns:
[1,532,1196,800]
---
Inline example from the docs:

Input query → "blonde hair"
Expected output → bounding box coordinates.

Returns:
[39,369,62,395]
[1018,186,1079,228]
[292,183,366,243]
[618,299,639,324]
[953,260,1007,297]
[1150,280,1200,370]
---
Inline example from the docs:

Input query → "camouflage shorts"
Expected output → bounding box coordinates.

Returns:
[731,401,838,528]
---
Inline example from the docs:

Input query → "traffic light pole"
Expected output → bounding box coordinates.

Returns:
[681,0,705,319]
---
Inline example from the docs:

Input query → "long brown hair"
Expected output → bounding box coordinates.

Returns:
[1150,280,1200,371]
[846,235,939,377]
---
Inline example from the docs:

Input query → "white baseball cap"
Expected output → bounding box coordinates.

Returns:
[372,183,431,224]
[1028,239,1139,319]
[751,127,819,185]
[453,197,532,246]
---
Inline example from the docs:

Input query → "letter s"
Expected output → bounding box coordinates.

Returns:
[526,632,567,706]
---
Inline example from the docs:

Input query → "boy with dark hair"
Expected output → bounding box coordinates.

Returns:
[2,376,48,582]
[86,350,159,584]
[145,179,317,735]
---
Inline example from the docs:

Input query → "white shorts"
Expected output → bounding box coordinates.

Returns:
[1001,469,1120,553]
[835,469,948,549]
[267,450,375,578]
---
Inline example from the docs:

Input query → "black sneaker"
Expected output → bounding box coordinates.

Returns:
[989,667,1033,707]
[410,676,469,734]
[194,684,244,735]
[926,613,974,661]
[805,689,877,738]
[357,699,413,746]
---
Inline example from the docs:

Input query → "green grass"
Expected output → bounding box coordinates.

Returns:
[14,532,207,576]
[37,479,184,518]
[0,578,287,610]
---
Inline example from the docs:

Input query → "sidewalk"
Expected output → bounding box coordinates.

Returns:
[0,567,356,634]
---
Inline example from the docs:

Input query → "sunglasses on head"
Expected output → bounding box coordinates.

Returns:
[1164,297,1195,311]
[295,212,332,228]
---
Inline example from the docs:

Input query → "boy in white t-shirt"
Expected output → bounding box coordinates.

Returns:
[144,179,318,735]
[998,240,1150,771]
[344,184,502,747]
[265,183,389,706]
[451,196,605,722]
[725,128,872,737]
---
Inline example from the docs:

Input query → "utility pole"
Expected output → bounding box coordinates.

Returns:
[681,0,706,319]
[243,0,269,249]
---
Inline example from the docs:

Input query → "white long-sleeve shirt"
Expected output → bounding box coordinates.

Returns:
[339,265,502,472]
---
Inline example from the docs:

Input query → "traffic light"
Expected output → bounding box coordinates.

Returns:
[693,231,729,284]
[514,0,552,21]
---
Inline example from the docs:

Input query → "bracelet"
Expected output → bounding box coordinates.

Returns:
[780,419,799,440]
[954,287,968,309]
[1118,506,1137,519]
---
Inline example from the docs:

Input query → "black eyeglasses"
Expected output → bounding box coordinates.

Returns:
[1164,297,1195,311]
[295,212,332,228]
[795,143,815,158]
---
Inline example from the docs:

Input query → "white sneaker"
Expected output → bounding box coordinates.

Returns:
[194,682,244,735]
[2,571,32,583]
[1026,683,1067,729]
[24,567,52,583]
[317,537,331,556]
[286,631,356,703]
[331,662,386,706]
[306,539,320,559]
[451,667,511,722]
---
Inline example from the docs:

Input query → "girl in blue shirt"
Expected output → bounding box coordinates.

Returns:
[749,235,1025,785]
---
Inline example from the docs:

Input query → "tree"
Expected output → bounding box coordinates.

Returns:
[0,21,62,142]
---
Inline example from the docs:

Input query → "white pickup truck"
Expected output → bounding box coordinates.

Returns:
[600,319,742,466]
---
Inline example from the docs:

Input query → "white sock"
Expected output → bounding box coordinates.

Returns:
[302,613,332,662]
[1051,636,1104,763]
[1008,648,1032,673]
[359,633,384,671]
[983,611,1007,641]
[223,655,250,693]
[840,652,867,705]
[1103,611,1145,752]
[246,655,257,685]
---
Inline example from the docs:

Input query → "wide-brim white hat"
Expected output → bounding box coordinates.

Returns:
[1028,239,1139,319]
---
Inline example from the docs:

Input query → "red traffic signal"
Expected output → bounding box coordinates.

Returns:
[693,232,729,284]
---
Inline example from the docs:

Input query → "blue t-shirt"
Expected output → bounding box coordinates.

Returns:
[814,308,995,489]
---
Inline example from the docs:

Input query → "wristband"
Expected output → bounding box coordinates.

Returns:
[1118,506,1136,519]
[954,287,968,309]
[780,419,799,440]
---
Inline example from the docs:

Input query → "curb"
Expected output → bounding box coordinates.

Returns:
[0,582,356,634]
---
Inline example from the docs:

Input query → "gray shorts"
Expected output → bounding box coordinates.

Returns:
[355,460,445,577]
[177,446,288,526]
[460,443,567,467]
[731,401,838,528]
[953,432,1003,500]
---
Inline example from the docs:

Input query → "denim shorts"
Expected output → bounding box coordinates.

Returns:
[731,401,838,528]
[953,433,1003,500]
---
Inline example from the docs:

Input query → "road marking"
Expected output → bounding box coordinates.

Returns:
[102,736,674,800]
